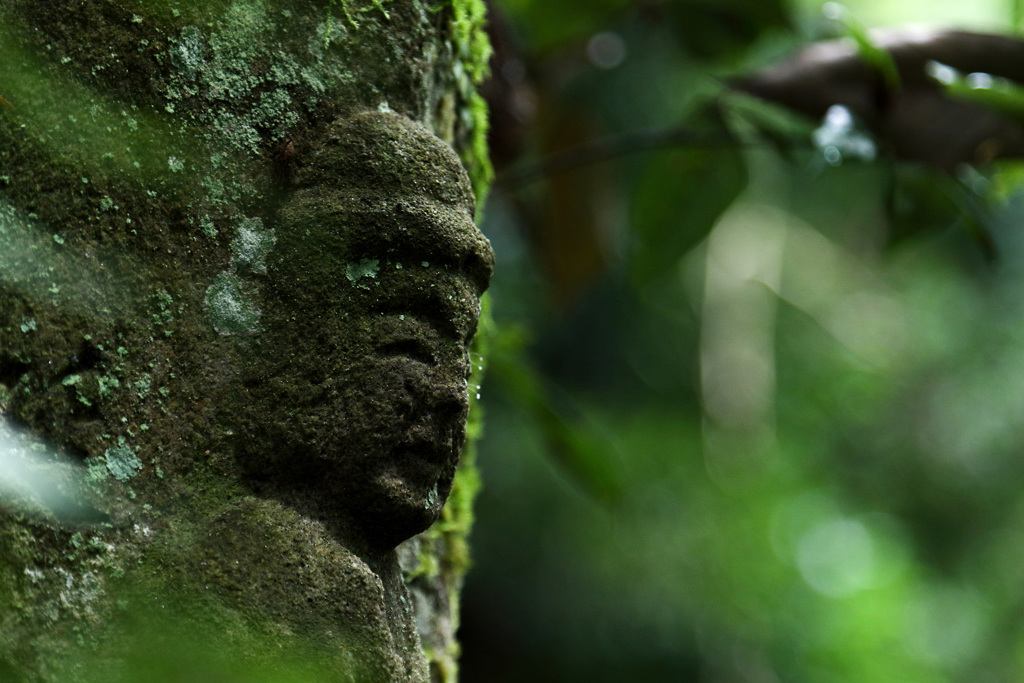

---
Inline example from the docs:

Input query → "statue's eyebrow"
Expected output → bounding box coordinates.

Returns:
[326,194,494,292]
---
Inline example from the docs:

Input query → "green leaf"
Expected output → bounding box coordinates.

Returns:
[723,91,816,161]
[630,119,746,282]
[834,6,902,93]
[930,61,1024,120]
[887,164,996,258]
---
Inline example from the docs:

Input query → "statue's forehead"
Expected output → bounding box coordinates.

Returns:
[300,110,476,211]
[273,110,494,310]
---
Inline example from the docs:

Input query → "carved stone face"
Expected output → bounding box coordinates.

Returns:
[235,111,494,549]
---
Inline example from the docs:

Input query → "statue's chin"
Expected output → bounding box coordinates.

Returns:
[229,362,464,548]
[316,415,462,544]
[360,461,454,543]
[271,442,456,548]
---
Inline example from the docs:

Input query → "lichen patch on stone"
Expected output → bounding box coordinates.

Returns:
[204,271,260,334]
[104,445,142,482]
[230,217,276,274]
[346,258,380,286]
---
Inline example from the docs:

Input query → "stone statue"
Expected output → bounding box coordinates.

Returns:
[235,111,494,559]
[0,108,492,683]
[0,2,494,680]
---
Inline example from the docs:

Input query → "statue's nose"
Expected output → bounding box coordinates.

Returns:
[427,370,470,423]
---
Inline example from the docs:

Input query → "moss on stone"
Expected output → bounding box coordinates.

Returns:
[0,1,495,679]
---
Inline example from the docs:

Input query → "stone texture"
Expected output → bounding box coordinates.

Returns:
[0,2,493,680]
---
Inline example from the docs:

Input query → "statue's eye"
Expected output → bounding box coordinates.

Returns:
[377,338,436,366]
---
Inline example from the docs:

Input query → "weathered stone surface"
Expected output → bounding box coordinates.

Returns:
[0,1,493,680]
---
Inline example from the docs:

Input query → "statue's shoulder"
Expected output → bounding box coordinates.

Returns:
[175,494,427,682]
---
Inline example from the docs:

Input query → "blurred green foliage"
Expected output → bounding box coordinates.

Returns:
[465,0,1024,681]
[630,105,747,283]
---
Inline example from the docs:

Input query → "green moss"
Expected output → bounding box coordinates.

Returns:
[465,91,494,214]
[0,16,194,185]
[325,0,393,33]
[199,215,218,239]
[133,375,152,399]
[450,0,491,83]
[97,376,120,399]
[445,0,494,210]
[62,374,94,407]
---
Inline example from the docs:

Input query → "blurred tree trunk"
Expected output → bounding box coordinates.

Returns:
[0,1,491,681]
